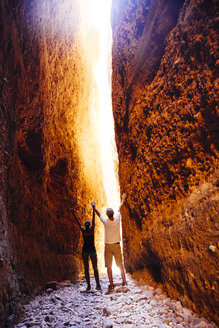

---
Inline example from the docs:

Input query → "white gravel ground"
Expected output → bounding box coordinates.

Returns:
[13,274,217,328]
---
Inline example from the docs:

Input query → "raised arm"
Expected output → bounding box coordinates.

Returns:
[92,203,95,228]
[68,208,83,232]
[91,201,101,218]
[118,193,127,212]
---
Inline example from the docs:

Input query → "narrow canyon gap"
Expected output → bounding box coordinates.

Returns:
[0,0,218,327]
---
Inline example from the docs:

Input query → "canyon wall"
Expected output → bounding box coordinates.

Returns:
[0,1,105,326]
[112,0,219,324]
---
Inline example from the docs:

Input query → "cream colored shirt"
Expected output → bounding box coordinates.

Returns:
[100,212,121,244]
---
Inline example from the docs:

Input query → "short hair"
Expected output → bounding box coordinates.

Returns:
[106,208,114,218]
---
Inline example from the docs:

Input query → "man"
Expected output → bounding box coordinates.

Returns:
[92,193,127,291]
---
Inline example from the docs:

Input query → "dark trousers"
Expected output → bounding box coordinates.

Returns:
[82,253,100,287]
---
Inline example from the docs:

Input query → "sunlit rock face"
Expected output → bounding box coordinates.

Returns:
[0,0,105,325]
[112,0,219,323]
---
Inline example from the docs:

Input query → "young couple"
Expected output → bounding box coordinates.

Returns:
[69,193,127,292]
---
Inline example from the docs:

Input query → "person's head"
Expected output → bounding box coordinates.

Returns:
[84,220,90,230]
[106,208,114,218]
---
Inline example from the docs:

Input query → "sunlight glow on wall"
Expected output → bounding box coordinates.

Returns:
[43,0,120,211]
[72,0,120,213]
[35,0,121,275]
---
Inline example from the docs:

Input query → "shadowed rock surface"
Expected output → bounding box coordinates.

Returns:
[112,0,219,324]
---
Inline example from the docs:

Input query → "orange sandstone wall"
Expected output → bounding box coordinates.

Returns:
[0,0,105,325]
[112,0,219,324]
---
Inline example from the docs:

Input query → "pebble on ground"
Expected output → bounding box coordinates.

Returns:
[12,274,217,328]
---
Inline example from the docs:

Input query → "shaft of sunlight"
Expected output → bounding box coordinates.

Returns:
[91,0,121,274]
[94,0,120,212]
[78,0,121,274]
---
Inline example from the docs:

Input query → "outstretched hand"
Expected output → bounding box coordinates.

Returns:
[122,193,127,201]
[118,193,127,212]
[91,201,95,207]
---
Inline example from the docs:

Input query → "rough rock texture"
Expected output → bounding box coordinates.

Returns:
[112,0,219,324]
[0,1,105,326]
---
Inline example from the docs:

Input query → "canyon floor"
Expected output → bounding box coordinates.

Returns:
[10,274,216,328]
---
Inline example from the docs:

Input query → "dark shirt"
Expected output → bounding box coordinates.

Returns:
[82,226,96,254]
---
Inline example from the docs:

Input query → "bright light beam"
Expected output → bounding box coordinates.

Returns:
[88,0,121,274]
[94,0,120,210]
[79,0,120,209]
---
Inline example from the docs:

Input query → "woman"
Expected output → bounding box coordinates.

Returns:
[69,203,101,291]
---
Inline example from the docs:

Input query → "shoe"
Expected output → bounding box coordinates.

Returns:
[96,284,102,291]
[86,285,91,291]
[108,284,114,292]
[122,282,127,286]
